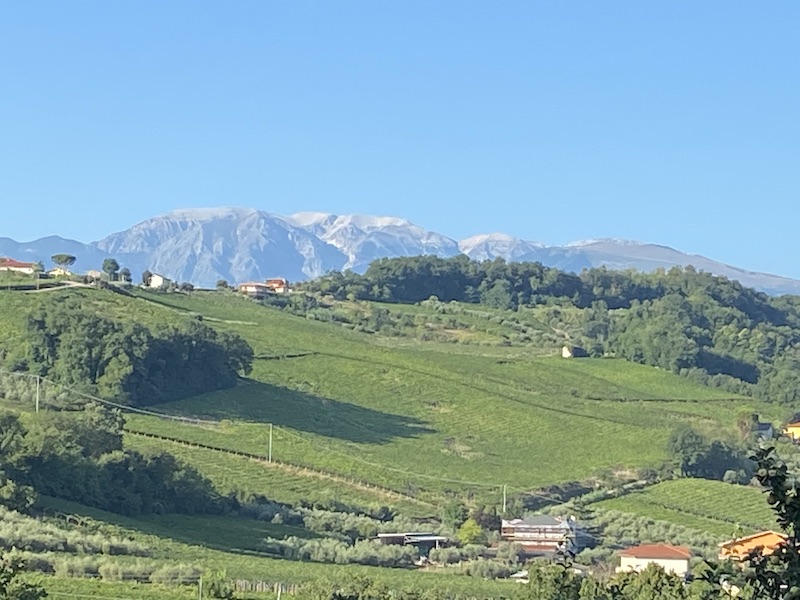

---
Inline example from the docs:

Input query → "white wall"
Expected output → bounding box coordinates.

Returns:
[617,556,688,577]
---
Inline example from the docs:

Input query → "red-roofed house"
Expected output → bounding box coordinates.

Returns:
[617,544,692,577]
[265,278,290,294]
[0,258,36,275]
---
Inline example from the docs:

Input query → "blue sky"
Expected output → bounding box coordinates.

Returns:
[2,2,799,277]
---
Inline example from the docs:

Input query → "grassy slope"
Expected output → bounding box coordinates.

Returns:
[594,479,778,538]
[1,288,780,505]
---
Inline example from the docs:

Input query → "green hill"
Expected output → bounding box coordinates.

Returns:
[0,287,778,510]
[0,286,793,597]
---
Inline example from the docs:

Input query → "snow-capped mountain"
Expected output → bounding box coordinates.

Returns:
[459,233,545,262]
[4,206,800,295]
[285,212,461,272]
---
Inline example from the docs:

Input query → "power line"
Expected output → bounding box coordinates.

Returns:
[0,369,558,503]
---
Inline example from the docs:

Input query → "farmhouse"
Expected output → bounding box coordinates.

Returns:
[0,258,36,275]
[145,273,170,289]
[48,266,72,277]
[718,531,787,561]
[265,278,290,293]
[238,282,271,299]
[617,544,691,577]
[500,515,577,554]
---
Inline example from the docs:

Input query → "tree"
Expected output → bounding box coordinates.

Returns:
[666,426,707,477]
[456,517,485,545]
[119,268,132,284]
[216,279,229,291]
[0,554,47,600]
[441,500,468,531]
[179,282,194,292]
[32,262,44,290]
[742,445,800,599]
[50,254,76,270]
[142,270,153,286]
[102,258,120,282]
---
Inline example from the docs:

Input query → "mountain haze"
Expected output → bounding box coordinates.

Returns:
[3,206,800,295]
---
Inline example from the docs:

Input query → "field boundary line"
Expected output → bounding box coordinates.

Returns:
[125,429,435,508]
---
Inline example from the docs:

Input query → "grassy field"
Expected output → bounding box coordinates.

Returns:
[0,287,782,510]
[593,479,778,538]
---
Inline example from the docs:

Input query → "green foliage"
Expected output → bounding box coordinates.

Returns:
[666,426,749,481]
[49,255,75,270]
[455,518,485,545]
[522,563,583,600]
[0,409,222,517]
[101,258,119,281]
[16,294,253,406]
[0,554,46,600]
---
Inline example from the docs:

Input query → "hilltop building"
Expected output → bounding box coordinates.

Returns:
[238,282,271,299]
[265,278,290,293]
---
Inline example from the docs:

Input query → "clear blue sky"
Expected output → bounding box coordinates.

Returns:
[2,2,799,277]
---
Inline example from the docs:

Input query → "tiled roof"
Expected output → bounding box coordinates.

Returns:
[719,531,787,548]
[0,258,35,268]
[619,544,691,560]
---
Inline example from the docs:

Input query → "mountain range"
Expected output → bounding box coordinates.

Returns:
[2,206,799,295]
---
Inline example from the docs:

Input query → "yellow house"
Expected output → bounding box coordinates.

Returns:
[48,267,72,277]
[784,419,800,441]
[718,531,787,561]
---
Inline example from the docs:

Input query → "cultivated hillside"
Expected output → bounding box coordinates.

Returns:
[0,287,778,508]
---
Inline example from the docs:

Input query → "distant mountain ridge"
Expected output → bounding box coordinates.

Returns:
[2,206,800,295]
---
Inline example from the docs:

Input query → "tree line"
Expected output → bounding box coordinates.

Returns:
[1,294,253,407]
[0,405,223,517]
[301,256,800,404]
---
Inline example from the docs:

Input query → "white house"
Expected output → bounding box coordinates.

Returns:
[238,282,271,299]
[617,544,691,577]
[145,273,169,288]
[0,258,36,275]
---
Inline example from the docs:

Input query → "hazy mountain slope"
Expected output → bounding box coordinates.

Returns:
[3,207,800,294]
[94,208,347,287]
[0,236,106,274]
[570,239,800,296]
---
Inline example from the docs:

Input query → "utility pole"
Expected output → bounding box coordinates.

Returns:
[35,375,40,414]
[198,576,203,599]
[502,484,507,514]
[268,423,273,463]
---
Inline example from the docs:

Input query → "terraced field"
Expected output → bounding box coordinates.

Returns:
[594,479,778,538]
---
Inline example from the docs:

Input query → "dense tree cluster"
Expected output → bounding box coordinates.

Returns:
[4,295,253,407]
[302,256,800,403]
[0,406,223,517]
